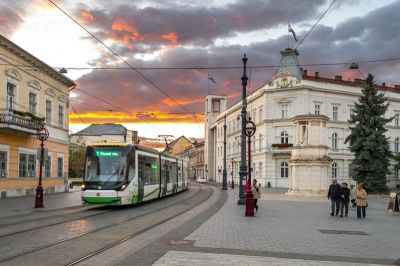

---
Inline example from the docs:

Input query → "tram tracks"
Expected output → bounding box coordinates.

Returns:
[0,208,112,239]
[65,186,213,266]
[0,185,209,265]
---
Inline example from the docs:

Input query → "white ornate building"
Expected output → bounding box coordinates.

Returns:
[205,48,400,191]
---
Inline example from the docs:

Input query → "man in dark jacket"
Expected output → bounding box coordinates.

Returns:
[339,182,350,217]
[327,179,341,216]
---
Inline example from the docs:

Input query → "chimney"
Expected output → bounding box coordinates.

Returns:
[315,72,319,78]
[395,85,400,89]
[382,82,386,87]
[335,75,342,80]
[354,78,362,82]
[303,69,308,76]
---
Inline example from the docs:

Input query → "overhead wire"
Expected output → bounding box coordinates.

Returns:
[3,55,400,71]
[70,102,85,124]
[48,0,203,135]
[296,0,337,49]
[74,88,166,135]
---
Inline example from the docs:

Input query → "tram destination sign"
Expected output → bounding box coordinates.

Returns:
[96,151,121,157]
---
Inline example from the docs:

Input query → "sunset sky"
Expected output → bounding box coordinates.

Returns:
[1,0,400,138]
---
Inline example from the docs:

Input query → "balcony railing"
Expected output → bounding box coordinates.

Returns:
[0,109,43,132]
[270,143,293,154]
[271,143,293,149]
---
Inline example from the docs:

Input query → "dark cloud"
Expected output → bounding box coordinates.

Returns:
[65,0,400,126]
[297,0,400,83]
[73,0,327,54]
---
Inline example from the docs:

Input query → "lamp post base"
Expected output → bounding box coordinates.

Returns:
[237,198,246,205]
[231,180,234,189]
[245,191,254,216]
[34,186,44,208]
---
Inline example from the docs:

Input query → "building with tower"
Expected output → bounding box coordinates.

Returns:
[204,48,400,193]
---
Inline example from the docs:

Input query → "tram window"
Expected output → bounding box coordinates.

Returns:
[139,155,158,185]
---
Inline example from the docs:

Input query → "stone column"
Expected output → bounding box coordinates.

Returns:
[288,115,332,195]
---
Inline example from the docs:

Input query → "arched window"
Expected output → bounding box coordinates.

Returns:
[281,131,288,144]
[259,134,262,151]
[332,162,338,178]
[258,162,262,178]
[395,137,399,153]
[228,143,231,156]
[332,133,338,149]
[280,161,289,178]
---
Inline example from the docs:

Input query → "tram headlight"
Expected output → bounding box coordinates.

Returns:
[120,184,127,190]
[81,184,85,190]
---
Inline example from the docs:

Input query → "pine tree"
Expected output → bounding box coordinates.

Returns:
[345,74,393,192]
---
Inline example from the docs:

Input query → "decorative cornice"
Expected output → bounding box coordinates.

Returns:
[45,88,56,97]
[58,95,67,103]
[27,80,41,90]
[5,68,21,80]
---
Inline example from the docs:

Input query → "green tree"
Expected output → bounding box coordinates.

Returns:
[68,137,86,178]
[345,74,393,192]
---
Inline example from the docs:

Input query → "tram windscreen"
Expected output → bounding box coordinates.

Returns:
[84,146,131,188]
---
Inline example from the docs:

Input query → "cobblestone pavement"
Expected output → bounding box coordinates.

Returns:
[181,188,400,265]
[0,185,210,266]
[77,185,222,266]
[153,251,387,266]
[0,186,202,265]
[0,190,83,218]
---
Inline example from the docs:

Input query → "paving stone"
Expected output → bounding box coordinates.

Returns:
[152,251,387,266]
[185,188,400,263]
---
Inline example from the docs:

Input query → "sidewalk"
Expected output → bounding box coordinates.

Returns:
[0,186,83,219]
[153,186,400,265]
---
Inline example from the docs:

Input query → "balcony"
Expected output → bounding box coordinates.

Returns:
[270,143,293,154]
[0,109,43,135]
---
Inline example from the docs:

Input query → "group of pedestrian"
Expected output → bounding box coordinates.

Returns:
[327,179,368,219]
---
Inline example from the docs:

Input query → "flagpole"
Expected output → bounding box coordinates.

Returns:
[207,73,210,95]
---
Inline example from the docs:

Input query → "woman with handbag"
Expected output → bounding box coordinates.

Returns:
[356,183,368,219]
[252,179,261,212]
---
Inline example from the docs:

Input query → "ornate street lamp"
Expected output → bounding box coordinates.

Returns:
[245,118,256,217]
[222,115,228,190]
[238,54,248,205]
[230,158,235,189]
[35,124,49,208]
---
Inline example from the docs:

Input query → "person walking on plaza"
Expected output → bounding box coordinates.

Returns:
[252,179,261,212]
[339,182,350,217]
[356,183,368,219]
[327,178,341,216]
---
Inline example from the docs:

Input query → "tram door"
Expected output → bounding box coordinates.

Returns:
[160,158,168,196]
[177,160,182,191]
[171,160,177,194]
[137,155,145,202]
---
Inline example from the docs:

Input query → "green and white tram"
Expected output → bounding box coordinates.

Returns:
[81,143,189,205]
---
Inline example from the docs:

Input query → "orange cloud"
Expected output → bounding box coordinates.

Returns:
[162,97,203,107]
[69,111,205,125]
[162,32,179,46]
[111,18,142,43]
[80,11,94,23]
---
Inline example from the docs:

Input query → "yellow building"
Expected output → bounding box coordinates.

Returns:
[0,34,75,197]
[163,136,195,155]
